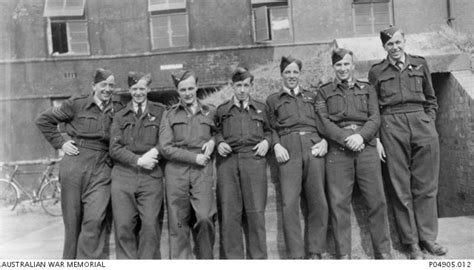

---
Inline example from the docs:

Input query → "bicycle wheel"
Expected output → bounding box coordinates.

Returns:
[39,178,62,216]
[0,178,19,210]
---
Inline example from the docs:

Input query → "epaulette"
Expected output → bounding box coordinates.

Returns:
[70,93,89,100]
[408,54,425,60]
[217,99,232,110]
[149,101,166,109]
[372,58,385,67]
[319,81,332,89]
[252,99,266,106]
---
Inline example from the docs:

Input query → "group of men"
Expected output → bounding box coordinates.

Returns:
[36,26,447,260]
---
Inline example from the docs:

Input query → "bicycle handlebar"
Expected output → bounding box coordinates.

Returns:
[0,158,62,167]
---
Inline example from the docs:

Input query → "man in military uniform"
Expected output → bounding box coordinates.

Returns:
[36,68,122,259]
[109,72,166,259]
[215,66,272,259]
[159,70,217,259]
[369,26,447,259]
[265,56,328,259]
[316,48,391,259]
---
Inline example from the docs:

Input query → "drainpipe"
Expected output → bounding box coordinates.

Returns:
[447,0,454,26]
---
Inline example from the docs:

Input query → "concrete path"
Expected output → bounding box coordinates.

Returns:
[0,200,473,260]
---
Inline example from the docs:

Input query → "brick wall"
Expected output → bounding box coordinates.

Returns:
[433,71,474,217]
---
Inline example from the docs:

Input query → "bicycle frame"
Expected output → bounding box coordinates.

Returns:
[1,158,60,203]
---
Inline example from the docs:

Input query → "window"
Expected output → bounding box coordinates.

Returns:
[148,0,189,50]
[44,0,89,55]
[252,0,292,43]
[353,0,392,36]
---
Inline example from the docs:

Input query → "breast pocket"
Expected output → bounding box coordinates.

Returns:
[143,121,160,145]
[354,88,369,113]
[275,100,293,121]
[119,121,134,145]
[198,117,215,141]
[408,70,424,93]
[379,74,397,97]
[326,92,345,115]
[170,119,187,143]
[250,114,265,138]
[76,113,101,134]
[221,114,235,138]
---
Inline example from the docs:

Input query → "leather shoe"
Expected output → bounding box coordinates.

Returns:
[374,252,392,259]
[307,253,322,259]
[407,244,424,259]
[420,241,448,256]
[338,254,351,259]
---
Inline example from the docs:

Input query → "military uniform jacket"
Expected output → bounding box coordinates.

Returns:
[316,80,380,146]
[36,93,123,150]
[265,88,321,146]
[159,100,216,165]
[215,97,272,153]
[109,101,166,168]
[368,54,438,119]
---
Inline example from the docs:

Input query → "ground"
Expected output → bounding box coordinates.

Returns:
[1,181,473,260]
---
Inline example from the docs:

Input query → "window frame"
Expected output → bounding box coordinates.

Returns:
[46,17,91,56]
[352,0,393,36]
[43,0,86,17]
[252,1,292,43]
[149,12,190,50]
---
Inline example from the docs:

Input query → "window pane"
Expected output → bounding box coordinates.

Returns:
[254,6,270,42]
[270,7,291,41]
[67,21,89,54]
[151,16,171,49]
[172,36,188,47]
[357,25,373,35]
[169,14,189,47]
[153,37,170,49]
[69,42,88,54]
[44,0,85,17]
[149,0,186,12]
[51,22,68,53]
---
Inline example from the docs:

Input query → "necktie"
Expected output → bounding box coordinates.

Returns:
[341,80,349,89]
[290,88,295,96]
[136,103,142,118]
[396,61,404,71]
[239,100,245,112]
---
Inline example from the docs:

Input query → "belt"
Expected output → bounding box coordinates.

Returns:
[73,138,109,151]
[342,124,362,131]
[278,128,317,137]
[380,103,424,114]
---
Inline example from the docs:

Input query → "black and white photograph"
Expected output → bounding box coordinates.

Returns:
[0,0,473,267]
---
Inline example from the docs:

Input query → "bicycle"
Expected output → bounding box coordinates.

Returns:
[0,158,62,216]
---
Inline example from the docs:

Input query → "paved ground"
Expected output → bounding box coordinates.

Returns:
[1,182,473,260]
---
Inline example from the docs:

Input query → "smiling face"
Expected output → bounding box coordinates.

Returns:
[93,75,115,102]
[383,31,405,61]
[232,77,252,102]
[177,76,198,106]
[333,53,354,82]
[281,62,300,89]
[129,79,150,104]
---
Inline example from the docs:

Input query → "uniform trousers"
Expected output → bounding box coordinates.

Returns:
[216,152,268,259]
[380,111,440,244]
[165,161,217,259]
[326,144,391,256]
[278,133,328,258]
[59,146,111,259]
[111,165,163,259]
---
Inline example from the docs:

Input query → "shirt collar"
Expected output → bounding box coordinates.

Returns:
[388,53,407,69]
[132,100,147,113]
[233,96,249,110]
[177,99,210,116]
[282,85,300,96]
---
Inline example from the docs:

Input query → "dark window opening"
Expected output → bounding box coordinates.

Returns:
[51,22,68,54]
